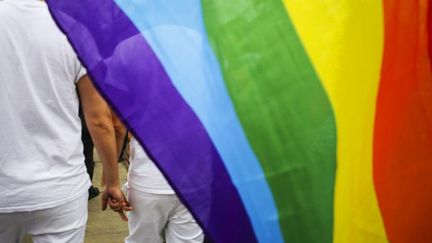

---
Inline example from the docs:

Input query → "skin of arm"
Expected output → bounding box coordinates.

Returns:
[77,75,131,221]
[111,110,127,160]
[100,111,126,187]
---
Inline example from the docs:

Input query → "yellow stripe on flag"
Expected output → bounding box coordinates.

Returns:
[282,1,388,242]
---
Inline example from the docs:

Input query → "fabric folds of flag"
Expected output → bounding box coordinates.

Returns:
[46,0,432,242]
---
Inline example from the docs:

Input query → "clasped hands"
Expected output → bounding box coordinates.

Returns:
[101,186,133,221]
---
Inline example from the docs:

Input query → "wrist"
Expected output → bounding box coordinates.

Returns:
[105,181,120,188]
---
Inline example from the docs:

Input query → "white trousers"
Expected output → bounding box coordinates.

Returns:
[0,192,88,243]
[126,189,204,243]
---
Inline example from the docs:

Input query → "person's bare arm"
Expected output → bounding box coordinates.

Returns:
[111,110,127,160]
[77,75,131,221]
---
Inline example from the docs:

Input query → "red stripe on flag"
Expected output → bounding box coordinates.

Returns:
[374,0,432,242]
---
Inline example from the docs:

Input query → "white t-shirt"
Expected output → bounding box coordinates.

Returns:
[0,0,90,212]
[128,139,174,194]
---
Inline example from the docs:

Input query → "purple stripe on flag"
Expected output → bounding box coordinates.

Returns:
[46,1,257,242]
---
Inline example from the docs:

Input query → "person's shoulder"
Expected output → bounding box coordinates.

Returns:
[0,1,25,19]
[0,1,14,24]
[0,0,19,9]
[0,0,47,13]
[0,0,11,13]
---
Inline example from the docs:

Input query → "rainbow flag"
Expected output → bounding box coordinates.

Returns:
[46,0,432,242]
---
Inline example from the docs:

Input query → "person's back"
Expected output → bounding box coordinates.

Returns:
[0,0,90,212]
[125,138,204,243]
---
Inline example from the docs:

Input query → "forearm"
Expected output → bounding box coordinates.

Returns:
[115,130,126,160]
[111,111,127,160]
[87,116,120,187]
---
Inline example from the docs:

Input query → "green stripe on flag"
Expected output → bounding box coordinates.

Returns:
[203,1,337,242]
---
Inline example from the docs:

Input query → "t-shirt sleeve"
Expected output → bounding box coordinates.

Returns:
[74,56,87,84]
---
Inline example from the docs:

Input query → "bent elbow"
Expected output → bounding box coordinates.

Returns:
[86,113,113,133]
